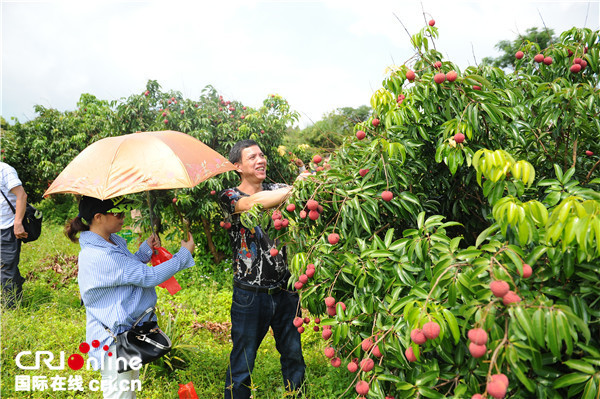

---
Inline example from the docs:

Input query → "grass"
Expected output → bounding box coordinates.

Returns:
[1,223,353,398]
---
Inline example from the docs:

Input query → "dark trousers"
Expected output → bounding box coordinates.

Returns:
[1,227,24,308]
[225,286,306,399]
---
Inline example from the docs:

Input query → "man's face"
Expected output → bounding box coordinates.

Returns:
[236,145,267,182]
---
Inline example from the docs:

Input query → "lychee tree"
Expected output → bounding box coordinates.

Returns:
[242,25,600,398]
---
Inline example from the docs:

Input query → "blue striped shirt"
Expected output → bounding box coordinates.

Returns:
[77,231,194,368]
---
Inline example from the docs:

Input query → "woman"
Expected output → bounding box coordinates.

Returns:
[65,195,195,399]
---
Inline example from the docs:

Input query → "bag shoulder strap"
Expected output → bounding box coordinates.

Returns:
[0,190,16,214]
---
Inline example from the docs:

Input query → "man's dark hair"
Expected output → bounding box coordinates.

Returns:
[229,139,262,164]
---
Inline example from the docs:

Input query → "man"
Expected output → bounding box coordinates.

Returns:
[218,140,306,398]
[0,162,29,308]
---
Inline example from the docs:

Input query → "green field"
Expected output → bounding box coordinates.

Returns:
[1,223,352,398]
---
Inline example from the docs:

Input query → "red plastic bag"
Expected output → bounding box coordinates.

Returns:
[178,382,198,399]
[150,247,181,295]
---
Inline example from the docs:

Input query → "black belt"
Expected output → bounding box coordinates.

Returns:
[233,275,288,295]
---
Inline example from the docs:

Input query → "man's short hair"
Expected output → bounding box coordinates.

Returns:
[229,139,262,164]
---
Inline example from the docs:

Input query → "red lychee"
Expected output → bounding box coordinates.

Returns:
[330,357,341,367]
[570,64,582,73]
[270,248,279,257]
[356,381,370,396]
[324,347,335,358]
[515,51,524,59]
[286,203,296,212]
[312,155,322,164]
[422,321,440,340]
[428,19,435,26]
[502,290,521,305]
[306,199,319,211]
[328,233,340,245]
[468,328,488,345]
[410,329,427,345]
[405,346,417,362]
[308,210,320,220]
[454,133,465,143]
[299,274,308,284]
[359,168,370,177]
[486,381,507,399]
[490,280,510,297]
[322,329,333,340]
[372,118,380,127]
[468,342,487,358]
[361,338,373,352]
[520,263,533,278]
[293,317,303,327]
[356,130,366,140]
[543,56,553,65]
[347,361,358,373]
[325,296,336,307]
[434,73,446,84]
[446,71,458,82]
[406,70,416,81]
[381,191,394,202]
[360,358,374,372]
[534,54,544,63]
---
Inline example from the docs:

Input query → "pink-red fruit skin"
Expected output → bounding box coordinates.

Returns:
[428,19,435,26]
[534,54,544,63]
[410,329,427,345]
[347,361,358,372]
[434,73,446,84]
[490,280,510,297]
[405,346,417,362]
[382,190,394,202]
[324,347,335,358]
[361,338,374,351]
[330,357,341,367]
[521,263,533,278]
[356,130,366,140]
[469,342,487,358]
[468,328,488,345]
[422,321,440,340]
[486,381,507,399]
[491,374,509,388]
[360,358,374,372]
[472,395,484,399]
[586,150,594,156]
[454,133,465,143]
[570,64,582,73]
[328,233,340,245]
[515,51,524,59]
[406,70,416,81]
[325,296,336,307]
[356,381,370,396]
[446,71,458,82]
[502,290,522,305]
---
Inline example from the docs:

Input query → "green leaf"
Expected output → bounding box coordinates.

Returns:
[513,306,534,339]
[553,373,591,389]
[564,360,597,375]
[546,310,561,357]
[442,309,460,345]
[581,377,598,399]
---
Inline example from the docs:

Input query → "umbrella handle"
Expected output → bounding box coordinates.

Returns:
[172,198,190,241]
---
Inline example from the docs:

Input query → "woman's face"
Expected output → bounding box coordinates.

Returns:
[97,212,125,233]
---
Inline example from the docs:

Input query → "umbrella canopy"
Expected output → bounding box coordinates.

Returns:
[44,130,236,200]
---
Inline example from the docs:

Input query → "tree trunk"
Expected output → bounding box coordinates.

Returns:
[201,216,226,264]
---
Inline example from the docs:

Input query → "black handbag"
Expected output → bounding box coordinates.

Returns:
[104,307,172,373]
[0,190,42,243]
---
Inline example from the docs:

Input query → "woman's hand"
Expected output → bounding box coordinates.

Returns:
[181,232,195,254]
[146,233,161,248]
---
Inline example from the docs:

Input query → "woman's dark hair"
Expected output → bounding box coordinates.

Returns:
[64,216,90,243]
[229,139,261,164]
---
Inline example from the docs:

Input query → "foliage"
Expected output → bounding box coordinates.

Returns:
[1,81,300,264]
[482,27,556,69]
[245,25,600,398]
[284,106,372,151]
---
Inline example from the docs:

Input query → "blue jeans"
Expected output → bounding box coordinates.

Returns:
[225,286,305,398]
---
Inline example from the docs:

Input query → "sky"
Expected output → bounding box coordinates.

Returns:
[1,0,599,128]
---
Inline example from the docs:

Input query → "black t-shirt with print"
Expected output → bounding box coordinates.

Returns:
[218,183,289,287]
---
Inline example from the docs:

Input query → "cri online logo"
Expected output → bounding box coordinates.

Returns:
[16,340,140,371]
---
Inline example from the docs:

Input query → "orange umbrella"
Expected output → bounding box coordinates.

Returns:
[44,130,236,199]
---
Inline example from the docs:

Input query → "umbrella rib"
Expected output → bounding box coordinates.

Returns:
[103,137,125,200]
